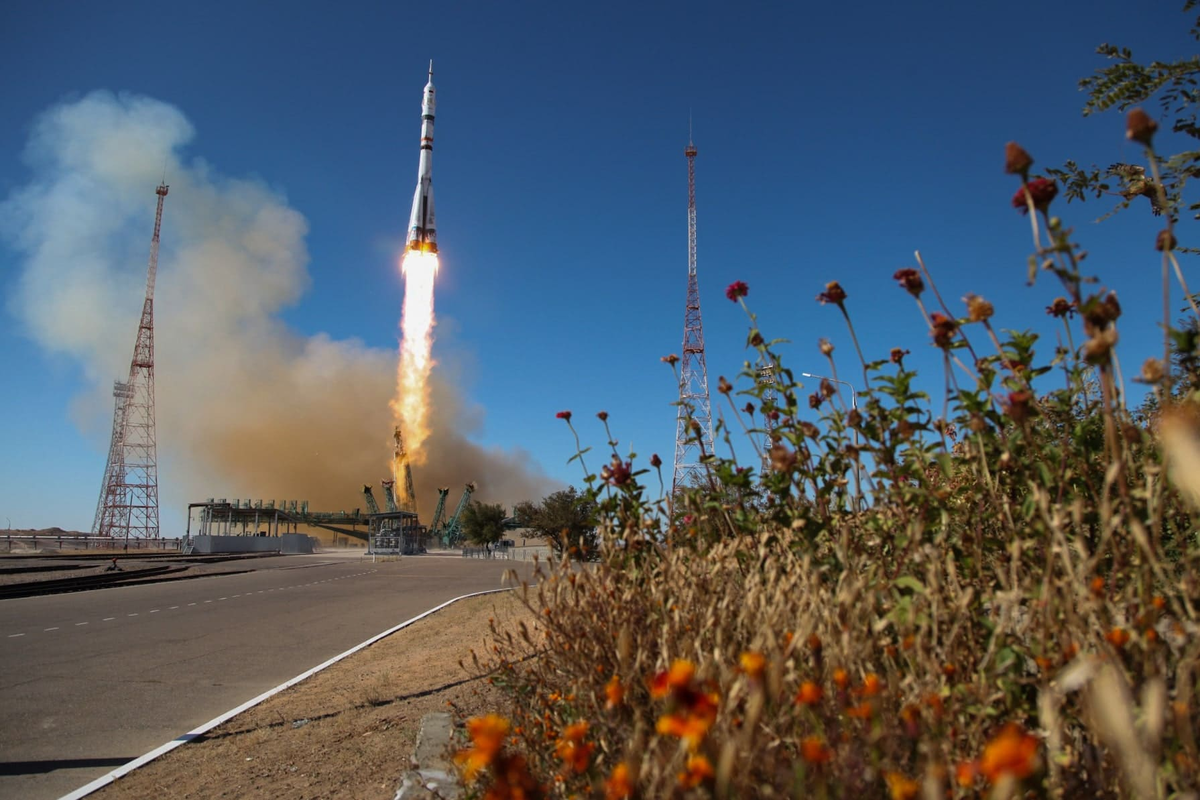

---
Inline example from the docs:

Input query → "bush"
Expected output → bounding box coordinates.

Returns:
[456,28,1200,800]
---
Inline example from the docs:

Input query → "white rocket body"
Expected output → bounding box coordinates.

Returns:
[406,62,437,254]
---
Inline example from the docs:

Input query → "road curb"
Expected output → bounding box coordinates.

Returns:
[60,587,513,800]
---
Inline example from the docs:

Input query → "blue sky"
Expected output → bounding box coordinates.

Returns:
[0,0,1195,533]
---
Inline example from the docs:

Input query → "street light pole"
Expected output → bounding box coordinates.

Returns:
[801,372,861,507]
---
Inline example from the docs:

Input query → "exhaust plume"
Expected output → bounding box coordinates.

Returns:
[1,91,555,533]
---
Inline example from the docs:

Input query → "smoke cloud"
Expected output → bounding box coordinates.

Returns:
[1,91,555,535]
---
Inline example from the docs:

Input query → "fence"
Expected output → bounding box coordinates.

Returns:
[1,535,182,554]
[462,545,553,561]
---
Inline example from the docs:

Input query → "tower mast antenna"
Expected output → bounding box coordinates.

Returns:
[672,130,714,494]
[92,182,168,542]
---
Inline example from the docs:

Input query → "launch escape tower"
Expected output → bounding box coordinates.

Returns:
[93,183,168,540]
[672,136,715,493]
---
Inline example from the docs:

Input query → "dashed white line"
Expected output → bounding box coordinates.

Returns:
[76,622,88,626]
[44,627,59,631]
[203,600,212,604]
[187,603,196,607]
[218,597,227,601]
[102,617,115,621]
[150,609,160,613]
[169,606,179,610]
[8,633,24,638]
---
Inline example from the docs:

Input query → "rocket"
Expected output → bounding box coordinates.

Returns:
[406,61,437,254]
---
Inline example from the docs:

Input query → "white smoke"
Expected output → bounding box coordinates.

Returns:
[1,91,554,534]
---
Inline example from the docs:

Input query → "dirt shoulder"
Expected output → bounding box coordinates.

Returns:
[95,591,531,800]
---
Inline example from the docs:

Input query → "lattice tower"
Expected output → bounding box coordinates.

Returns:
[672,136,714,493]
[92,183,168,539]
[757,363,777,475]
[392,426,418,515]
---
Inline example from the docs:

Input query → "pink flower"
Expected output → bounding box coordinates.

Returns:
[725,281,749,301]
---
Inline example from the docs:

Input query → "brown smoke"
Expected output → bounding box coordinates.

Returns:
[2,91,555,534]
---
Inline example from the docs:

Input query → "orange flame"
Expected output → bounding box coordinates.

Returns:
[391,250,438,465]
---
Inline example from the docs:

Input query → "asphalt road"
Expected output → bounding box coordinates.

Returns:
[0,551,533,800]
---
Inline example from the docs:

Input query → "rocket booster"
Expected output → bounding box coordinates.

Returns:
[406,61,437,254]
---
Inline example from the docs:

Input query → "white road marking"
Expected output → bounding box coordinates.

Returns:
[76,622,88,626]
[102,617,115,621]
[44,627,59,631]
[169,606,179,610]
[127,613,138,617]
[8,633,25,638]
[203,600,212,604]
[149,610,160,613]
[218,597,227,601]
[187,603,196,607]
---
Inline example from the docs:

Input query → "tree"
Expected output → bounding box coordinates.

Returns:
[515,487,597,559]
[461,501,507,551]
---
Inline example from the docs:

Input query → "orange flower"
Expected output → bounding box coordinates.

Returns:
[832,668,849,690]
[1106,627,1131,649]
[656,699,717,751]
[801,735,832,764]
[605,762,633,799]
[650,659,696,698]
[739,650,767,680]
[886,771,920,800]
[456,714,511,781]
[1089,576,1106,597]
[858,673,882,697]
[605,676,625,709]
[1153,596,1167,611]
[554,722,594,773]
[678,754,715,788]
[847,701,873,720]
[807,633,823,652]
[955,760,977,788]
[979,723,1039,784]
[795,681,823,706]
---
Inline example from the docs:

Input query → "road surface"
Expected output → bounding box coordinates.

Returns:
[0,551,531,799]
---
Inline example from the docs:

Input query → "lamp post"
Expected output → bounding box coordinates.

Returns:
[801,372,861,506]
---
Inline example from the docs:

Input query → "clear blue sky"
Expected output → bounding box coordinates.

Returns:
[0,0,1194,533]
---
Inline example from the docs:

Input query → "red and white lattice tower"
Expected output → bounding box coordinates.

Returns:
[672,136,714,493]
[92,183,168,540]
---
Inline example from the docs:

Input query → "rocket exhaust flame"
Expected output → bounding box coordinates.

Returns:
[392,250,437,465]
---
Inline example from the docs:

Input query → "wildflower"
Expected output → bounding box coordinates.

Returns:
[456,714,511,781]
[656,707,716,751]
[679,754,715,788]
[800,421,820,439]
[979,723,1039,784]
[1140,358,1165,384]
[1106,627,1131,649]
[1046,297,1074,318]
[890,347,909,365]
[808,393,822,410]
[661,354,680,365]
[796,681,823,705]
[1157,229,1177,251]
[604,763,633,800]
[832,668,849,690]
[1081,291,1122,330]
[650,453,662,468]
[769,444,797,473]
[1003,391,1035,424]
[930,312,958,348]
[597,410,608,421]
[1089,576,1106,597]
[725,280,749,301]
[893,267,924,296]
[965,293,994,322]
[555,410,572,422]
[858,673,882,697]
[819,337,835,356]
[601,455,633,486]
[554,721,594,773]
[1127,108,1159,145]
[743,402,755,415]
[739,651,767,681]
[955,760,978,787]
[900,704,919,737]
[886,771,920,800]
[801,736,832,764]
[650,659,696,698]
[1012,178,1058,214]
[807,633,822,653]
[817,281,848,306]
[925,693,944,718]
[1004,142,1033,177]
[749,330,764,346]
[718,376,732,394]
[1153,596,1167,611]
[605,676,625,709]
[847,701,873,719]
